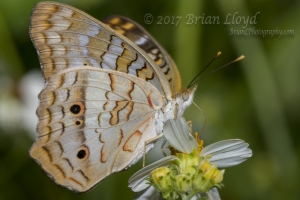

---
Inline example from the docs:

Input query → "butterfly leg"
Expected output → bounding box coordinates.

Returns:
[160,139,167,157]
[143,133,164,167]
[193,101,207,138]
[174,104,178,119]
[186,120,193,134]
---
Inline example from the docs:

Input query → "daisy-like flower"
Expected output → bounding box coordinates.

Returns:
[128,117,252,200]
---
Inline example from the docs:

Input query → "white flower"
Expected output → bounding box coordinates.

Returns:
[128,117,252,200]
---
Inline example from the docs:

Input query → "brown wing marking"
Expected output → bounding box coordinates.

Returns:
[136,63,154,81]
[123,130,142,152]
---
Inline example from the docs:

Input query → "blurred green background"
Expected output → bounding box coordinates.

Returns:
[0,0,299,199]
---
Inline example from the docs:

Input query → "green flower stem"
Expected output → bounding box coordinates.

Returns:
[185,190,200,200]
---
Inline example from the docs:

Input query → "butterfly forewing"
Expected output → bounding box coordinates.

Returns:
[30,2,172,99]
[30,67,163,192]
[103,15,182,94]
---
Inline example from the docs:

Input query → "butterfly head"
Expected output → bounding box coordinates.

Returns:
[173,85,197,118]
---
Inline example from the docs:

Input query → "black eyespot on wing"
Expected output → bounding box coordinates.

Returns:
[70,104,81,114]
[77,149,86,159]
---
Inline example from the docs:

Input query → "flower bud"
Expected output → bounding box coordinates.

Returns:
[149,166,171,192]
[199,159,211,173]
[174,174,192,193]
[213,169,225,184]
[187,149,201,167]
[180,166,197,178]
[192,159,225,192]
[203,165,217,180]
[178,149,200,176]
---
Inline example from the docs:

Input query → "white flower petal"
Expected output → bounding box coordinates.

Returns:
[201,139,247,155]
[131,179,150,192]
[191,193,202,200]
[201,139,252,168]
[134,186,163,200]
[207,187,221,200]
[128,156,178,192]
[163,117,198,153]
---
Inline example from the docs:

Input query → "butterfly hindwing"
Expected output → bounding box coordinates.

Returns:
[30,2,172,99]
[30,67,163,192]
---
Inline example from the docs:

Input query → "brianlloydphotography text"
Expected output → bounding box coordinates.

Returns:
[230,27,294,37]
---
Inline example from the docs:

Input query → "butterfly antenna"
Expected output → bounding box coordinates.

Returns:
[187,51,222,89]
[189,55,245,87]
[192,101,206,138]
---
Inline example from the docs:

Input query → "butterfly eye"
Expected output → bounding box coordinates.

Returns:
[182,92,189,101]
